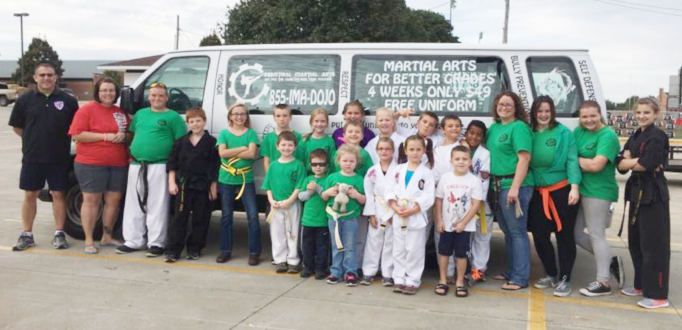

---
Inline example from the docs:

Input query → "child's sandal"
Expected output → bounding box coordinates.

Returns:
[456,286,468,297]
[435,284,449,296]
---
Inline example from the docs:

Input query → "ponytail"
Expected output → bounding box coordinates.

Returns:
[401,135,433,168]
[425,137,434,169]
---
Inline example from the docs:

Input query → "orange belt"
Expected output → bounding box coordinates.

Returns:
[536,179,569,232]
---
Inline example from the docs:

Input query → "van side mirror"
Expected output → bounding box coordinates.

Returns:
[120,87,137,114]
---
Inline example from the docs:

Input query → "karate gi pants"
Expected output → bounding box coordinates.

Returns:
[269,201,301,265]
[392,226,426,287]
[362,222,394,277]
[122,164,170,249]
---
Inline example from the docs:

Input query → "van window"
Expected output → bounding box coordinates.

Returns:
[526,57,583,116]
[352,55,509,115]
[227,55,340,115]
[142,56,210,114]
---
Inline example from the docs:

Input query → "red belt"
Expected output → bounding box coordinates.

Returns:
[536,179,569,232]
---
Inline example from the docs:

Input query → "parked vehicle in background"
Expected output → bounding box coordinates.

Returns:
[61,88,79,101]
[0,83,28,106]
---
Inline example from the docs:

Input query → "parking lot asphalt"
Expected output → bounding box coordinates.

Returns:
[0,105,680,330]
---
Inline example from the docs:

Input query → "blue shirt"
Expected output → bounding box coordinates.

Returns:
[405,170,414,186]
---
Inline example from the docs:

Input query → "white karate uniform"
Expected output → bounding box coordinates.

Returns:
[270,201,302,266]
[365,132,406,165]
[396,118,443,166]
[431,140,461,277]
[122,164,170,249]
[468,146,493,272]
[385,163,435,288]
[361,161,398,277]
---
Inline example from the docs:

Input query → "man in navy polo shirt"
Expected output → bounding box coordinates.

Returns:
[8,62,79,251]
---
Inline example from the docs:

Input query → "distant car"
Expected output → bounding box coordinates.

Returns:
[0,82,25,106]
[61,88,79,101]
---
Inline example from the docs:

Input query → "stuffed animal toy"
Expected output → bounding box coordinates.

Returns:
[332,183,351,213]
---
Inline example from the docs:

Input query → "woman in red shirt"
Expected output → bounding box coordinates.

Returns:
[68,77,130,254]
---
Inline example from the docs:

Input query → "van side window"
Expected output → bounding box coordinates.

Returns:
[526,57,583,116]
[141,56,210,114]
[351,55,509,115]
[226,55,340,115]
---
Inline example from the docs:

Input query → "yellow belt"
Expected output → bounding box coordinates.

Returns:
[326,206,352,251]
[374,195,392,230]
[478,203,487,234]
[220,157,252,200]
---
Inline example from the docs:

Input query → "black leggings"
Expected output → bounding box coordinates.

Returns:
[629,201,670,300]
[528,185,579,281]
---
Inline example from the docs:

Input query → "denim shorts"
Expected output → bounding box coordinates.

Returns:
[74,163,128,193]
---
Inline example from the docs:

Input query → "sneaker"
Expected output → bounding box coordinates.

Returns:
[621,287,643,296]
[52,232,69,249]
[275,262,288,273]
[610,256,624,289]
[186,251,200,260]
[216,252,231,263]
[360,276,374,286]
[345,273,358,287]
[637,298,669,309]
[146,246,164,258]
[326,275,341,284]
[314,271,327,280]
[470,269,486,283]
[300,269,314,278]
[553,276,571,297]
[403,285,418,295]
[12,234,35,251]
[393,284,405,293]
[382,277,395,287]
[534,275,556,289]
[579,281,612,297]
[287,264,301,274]
[116,245,139,254]
[164,254,178,263]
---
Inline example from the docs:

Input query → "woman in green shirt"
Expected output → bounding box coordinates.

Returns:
[573,101,622,297]
[486,91,533,290]
[216,104,261,265]
[528,96,581,297]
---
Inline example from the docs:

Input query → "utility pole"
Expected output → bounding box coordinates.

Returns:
[502,0,509,44]
[175,15,179,50]
[450,0,457,30]
[14,13,29,86]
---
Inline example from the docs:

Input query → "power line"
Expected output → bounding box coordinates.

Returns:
[591,0,682,16]
[603,0,682,11]
[428,1,450,11]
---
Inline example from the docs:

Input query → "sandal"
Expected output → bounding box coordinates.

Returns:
[84,245,98,255]
[456,286,468,297]
[493,273,509,281]
[435,284,449,296]
[501,282,527,291]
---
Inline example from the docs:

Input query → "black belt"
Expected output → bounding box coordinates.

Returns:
[488,174,516,213]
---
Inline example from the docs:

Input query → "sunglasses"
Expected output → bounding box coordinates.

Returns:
[310,162,328,167]
[150,82,167,89]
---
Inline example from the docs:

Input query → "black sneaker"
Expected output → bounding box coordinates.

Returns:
[345,273,358,287]
[579,281,612,297]
[12,234,35,251]
[300,269,314,278]
[275,262,288,273]
[164,254,177,263]
[186,251,200,260]
[287,264,301,274]
[314,271,327,280]
[146,246,164,258]
[610,256,624,289]
[52,232,69,249]
[116,245,139,254]
[326,275,341,284]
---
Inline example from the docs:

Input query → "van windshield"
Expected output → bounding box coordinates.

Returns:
[226,55,340,115]
[351,55,509,115]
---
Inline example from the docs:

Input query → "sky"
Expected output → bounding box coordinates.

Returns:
[1,0,680,102]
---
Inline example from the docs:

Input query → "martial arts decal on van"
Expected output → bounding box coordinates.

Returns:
[352,55,508,115]
[226,55,341,115]
[532,68,577,106]
[526,57,584,116]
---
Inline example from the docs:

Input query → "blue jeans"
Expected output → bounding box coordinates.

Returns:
[328,218,358,278]
[495,186,532,286]
[219,183,261,255]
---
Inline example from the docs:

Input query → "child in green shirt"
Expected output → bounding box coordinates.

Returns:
[261,104,303,173]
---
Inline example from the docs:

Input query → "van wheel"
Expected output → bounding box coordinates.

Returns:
[0,96,8,107]
[64,180,105,240]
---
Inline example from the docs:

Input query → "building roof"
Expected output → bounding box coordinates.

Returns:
[97,55,163,71]
[0,60,116,80]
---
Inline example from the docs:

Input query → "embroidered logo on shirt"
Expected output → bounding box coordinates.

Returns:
[290,171,299,183]
[418,179,425,190]
[395,172,400,183]
[368,168,377,183]
[158,119,167,127]
[585,142,596,151]
[498,133,509,143]
[54,101,64,110]
[545,138,557,147]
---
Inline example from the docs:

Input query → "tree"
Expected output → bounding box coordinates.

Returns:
[101,70,123,85]
[220,0,459,44]
[200,33,222,46]
[10,38,64,86]
[605,99,616,110]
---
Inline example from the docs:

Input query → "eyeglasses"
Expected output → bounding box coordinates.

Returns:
[37,73,55,78]
[498,103,515,109]
[230,113,247,117]
[150,82,167,89]
[310,162,328,167]
[377,147,393,152]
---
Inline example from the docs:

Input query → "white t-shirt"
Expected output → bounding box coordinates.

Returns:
[435,171,484,232]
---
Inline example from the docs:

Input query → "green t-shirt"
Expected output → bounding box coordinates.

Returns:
[299,175,328,227]
[261,159,306,201]
[530,124,581,187]
[324,171,365,221]
[217,128,260,185]
[486,119,534,189]
[129,108,186,163]
[573,126,619,202]
[299,135,337,174]
[261,130,305,163]
[355,147,374,178]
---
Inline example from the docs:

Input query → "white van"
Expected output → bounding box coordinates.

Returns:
[61,43,608,238]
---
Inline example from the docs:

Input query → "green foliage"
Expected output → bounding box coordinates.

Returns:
[10,38,64,86]
[220,0,458,44]
[200,33,222,46]
[101,70,123,85]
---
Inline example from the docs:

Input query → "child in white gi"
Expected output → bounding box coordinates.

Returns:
[365,107,405,164]
[361,137,399,286]
[434,146,484,297]
[262,131,306,273]
[386,135,435,295]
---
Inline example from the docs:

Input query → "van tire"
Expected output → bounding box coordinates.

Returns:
[63,172,122,240]
[0,96,8,107]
